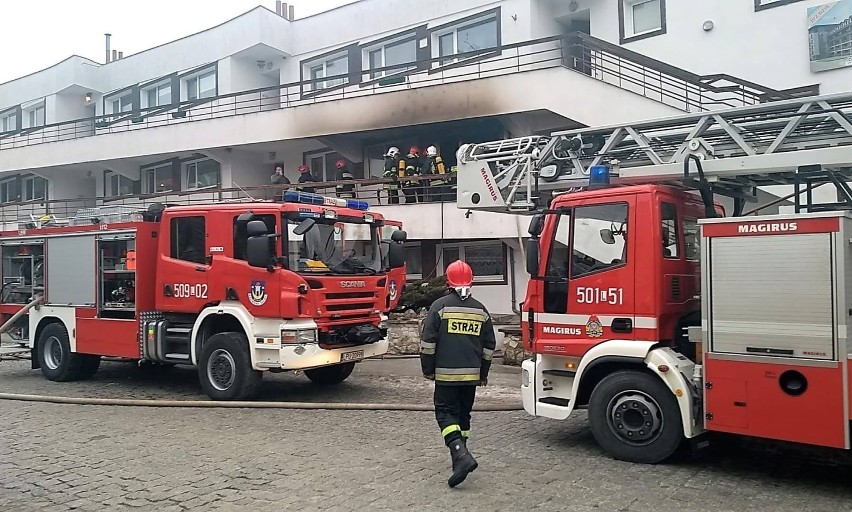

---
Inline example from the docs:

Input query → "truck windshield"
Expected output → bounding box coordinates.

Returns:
[284,215,381,275]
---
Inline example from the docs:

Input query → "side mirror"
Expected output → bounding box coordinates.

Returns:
[247,236,272,270]
[525,238,540,276]
[293,218,316,236]
[387,242,406,269]
[600,228,616,245]
[528,214,545,237]
[247,220,268,237]
[391,229,407,243]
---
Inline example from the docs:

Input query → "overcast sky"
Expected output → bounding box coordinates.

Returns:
[0,0,359,84]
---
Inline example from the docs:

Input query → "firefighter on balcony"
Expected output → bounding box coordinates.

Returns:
[297,164,317,194]
[382,146,403,204]
[401,146,423,204]
[424,145,447,202]
[420,260,496,488]
[334,159,356,199]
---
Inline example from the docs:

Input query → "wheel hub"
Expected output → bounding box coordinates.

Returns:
[207,349,236,391]
[607,390,663,445]
[44,336,63,370]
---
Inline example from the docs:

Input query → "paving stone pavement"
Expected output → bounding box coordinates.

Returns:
[2,358,852,511]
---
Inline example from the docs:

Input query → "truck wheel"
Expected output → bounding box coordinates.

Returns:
[588,370,683,464]
[198,332,262,400]
[37,323,85,382]
[305,362,355,385]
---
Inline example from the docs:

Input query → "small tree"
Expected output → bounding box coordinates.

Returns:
[393,276,448,313]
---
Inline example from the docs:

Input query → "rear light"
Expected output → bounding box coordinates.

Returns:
[280,329,317,345]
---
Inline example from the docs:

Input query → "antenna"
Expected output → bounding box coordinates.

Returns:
[231,181,259,202]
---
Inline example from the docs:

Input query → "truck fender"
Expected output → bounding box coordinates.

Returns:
[644,347,703,439]
[191,302,256,367]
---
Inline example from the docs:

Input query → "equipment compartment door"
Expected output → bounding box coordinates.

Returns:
[157,215,210,313]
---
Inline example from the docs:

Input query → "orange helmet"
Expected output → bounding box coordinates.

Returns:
[336,159,346,169]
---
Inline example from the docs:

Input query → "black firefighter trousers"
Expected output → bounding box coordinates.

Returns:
[434,384,477,446]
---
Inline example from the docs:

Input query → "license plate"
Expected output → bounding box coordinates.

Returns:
[341,350,364,362]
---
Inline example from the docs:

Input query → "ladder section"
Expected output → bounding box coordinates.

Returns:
[457,92,852,213]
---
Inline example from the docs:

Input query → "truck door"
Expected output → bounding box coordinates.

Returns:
[157,214,210,313]
[381,221,405,310]
[536,199,636,357]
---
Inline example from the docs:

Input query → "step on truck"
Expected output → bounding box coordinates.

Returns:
[0,191,407,400]
[456,91,852,463]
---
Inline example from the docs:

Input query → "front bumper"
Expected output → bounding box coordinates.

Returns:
[253,339,389,370]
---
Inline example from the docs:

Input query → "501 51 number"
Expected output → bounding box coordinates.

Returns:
[174,283,208,299]
[576,287,623,305]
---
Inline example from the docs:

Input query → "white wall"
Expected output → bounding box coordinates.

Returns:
[569,0,852,94]
[0,56,100,111]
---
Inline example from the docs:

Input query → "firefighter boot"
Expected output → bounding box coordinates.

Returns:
[447,439,478,488]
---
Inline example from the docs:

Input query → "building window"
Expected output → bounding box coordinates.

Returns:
[364,35,417,79]
[186,70,216,101]
[104,171,134,197]
[0,179,18,203]
[305,149,348,182]
[405,243,423,280]
[143,164,175,194]
[185,159,220,190]
[441,241,506,283]
[107,93,133,116]
[143,82,172,109]
[661,202,679,259]
[304,52,349,92]
[22,175,46,202]
[22,103,45,129]
[1,111,17,132]
[434,11,499,65]
[619,0,666,43]
[755,0,804,11]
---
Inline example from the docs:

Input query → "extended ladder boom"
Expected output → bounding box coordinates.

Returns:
[457,91,852,213]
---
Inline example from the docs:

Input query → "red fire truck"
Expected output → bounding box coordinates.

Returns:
[456,92,852,463]
[0,191,407,400]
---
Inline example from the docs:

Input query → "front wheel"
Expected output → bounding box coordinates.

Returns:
[304,362,355,385]
[37,323,86,382]
[588,370,683,464]
[198,332,262,400]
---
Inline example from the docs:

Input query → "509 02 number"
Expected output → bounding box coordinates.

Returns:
[174,283,208,299]
[576,287,623,305]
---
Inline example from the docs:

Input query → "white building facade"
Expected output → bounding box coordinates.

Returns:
[0,0,850,316]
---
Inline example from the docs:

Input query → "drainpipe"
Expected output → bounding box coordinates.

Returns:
[508,245,520,315]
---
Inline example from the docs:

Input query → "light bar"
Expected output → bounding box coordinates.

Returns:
[283,191,369,211]
[588,165,611,189]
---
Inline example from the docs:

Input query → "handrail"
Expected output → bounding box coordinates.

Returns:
[0,33,816,151]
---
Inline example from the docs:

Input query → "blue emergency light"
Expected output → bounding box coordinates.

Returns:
[588,165,611,189]
[283,190,370,211]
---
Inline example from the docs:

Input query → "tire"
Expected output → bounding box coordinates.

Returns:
[588,370,684,464]
[304,362,356,386]
[198,332,262,400]
[37,323,86,382]
[76,355,101,380]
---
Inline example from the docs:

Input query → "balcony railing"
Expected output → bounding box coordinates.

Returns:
[0,175,454,229]
[0,33,819,152]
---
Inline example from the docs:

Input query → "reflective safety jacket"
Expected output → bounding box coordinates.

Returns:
[420,291,497,385]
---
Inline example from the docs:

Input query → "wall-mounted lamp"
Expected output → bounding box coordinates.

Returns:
[85,92,92,103]
[703,20,714,32]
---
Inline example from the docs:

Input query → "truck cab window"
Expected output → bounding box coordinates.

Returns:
[170,216,206,264]
[661,202,679,259]
[233,214,277,261]
[571,203,628,278]
[683,217,700,261]
[544,211,571,314]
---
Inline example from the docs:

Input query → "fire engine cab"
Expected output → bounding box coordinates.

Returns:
[456,92,852,463]
[0,192,407,400]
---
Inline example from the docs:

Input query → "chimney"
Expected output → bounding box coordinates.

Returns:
[112,50,118,61]
[276,0,282,16]
[288,4,294,20]
[105,33,111,63]
[282,2,289,19]
[118,51,123,59]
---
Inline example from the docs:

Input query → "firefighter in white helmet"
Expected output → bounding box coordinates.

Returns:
[423,145,447,202]
[382,146,403,204]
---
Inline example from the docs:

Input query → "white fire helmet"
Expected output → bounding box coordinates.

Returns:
[385,146,400,158]
[426,145,438,157]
